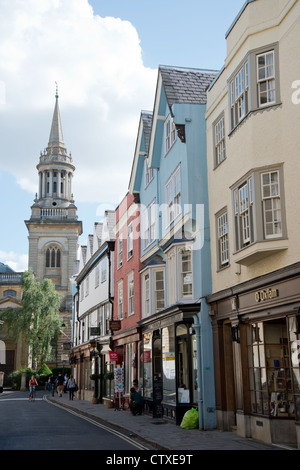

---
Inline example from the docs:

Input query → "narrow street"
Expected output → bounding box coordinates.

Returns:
[0,390,150,451]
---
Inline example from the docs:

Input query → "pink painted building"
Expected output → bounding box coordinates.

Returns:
[112,192,143,406]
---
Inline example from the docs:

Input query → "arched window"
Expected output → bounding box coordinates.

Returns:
[46,249,51,267]
[3,289,17,298]
[56,249,61,267]
[46,246,61,268]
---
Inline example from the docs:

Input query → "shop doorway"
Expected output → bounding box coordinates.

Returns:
[153,333,163,418]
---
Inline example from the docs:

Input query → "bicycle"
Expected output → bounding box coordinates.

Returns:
[29,386,36,402]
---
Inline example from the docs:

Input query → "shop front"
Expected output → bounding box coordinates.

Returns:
[70,340,114,404]
[208,263,300,448]
[140,305,199,425]
[112,327,142,409]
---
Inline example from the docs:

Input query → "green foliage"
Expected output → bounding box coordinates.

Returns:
[38,363,53,376]
[0,270,62,365]
[37,363,53,385]
[9,367,36,390]
[104,371,114,381]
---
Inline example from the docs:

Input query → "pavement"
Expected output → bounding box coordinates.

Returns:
[39,390,296,451]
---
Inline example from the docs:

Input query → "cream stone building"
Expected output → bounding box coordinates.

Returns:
[0,264,26,386]
[25,90,82,368]
[205,0,300,448]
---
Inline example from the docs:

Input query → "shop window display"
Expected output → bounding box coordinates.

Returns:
[162,326,176,403]
[247,317,300,418]
[177,324,190,404]
[143,332,153,398]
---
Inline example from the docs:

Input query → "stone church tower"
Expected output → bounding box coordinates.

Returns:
[25,89,82,367]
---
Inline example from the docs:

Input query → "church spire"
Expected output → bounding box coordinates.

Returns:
[48,83,65,149]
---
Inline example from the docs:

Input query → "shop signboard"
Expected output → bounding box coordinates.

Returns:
[109,351,119,362]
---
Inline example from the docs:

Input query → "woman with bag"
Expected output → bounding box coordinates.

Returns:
[67,375,77,401]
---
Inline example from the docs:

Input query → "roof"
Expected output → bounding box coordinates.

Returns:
[159,65,218,107]
[0,262,15,273]
[141,111,153,155]
[48,93,65,149]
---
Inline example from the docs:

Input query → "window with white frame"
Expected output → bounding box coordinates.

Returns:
[232,167,284,252]
[117,234,123,268]
[105,303,110,335]
[154,269,165,312]
[257,51,275,107]
[214,114,226,167]
[165,114,176,153]
[143,272,150,318]
[229,45,279,132]
[128,271,134,316]
[233,177,253,250]
[179,248,193,298]
[101,256,107,283]
[230,60,249,129]
[217,210,229,269]
[95,261,100,287]
[118,281,124,320]
[127,222,133,259]
[166,166,181,225]
[143,200,156,248]
[145,157,153,187]
[261,170,281,238]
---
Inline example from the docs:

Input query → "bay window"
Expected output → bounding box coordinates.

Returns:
[232,165,285,253]
[229,43,280,132]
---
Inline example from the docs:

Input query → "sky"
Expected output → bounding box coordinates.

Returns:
[0,0,244,272]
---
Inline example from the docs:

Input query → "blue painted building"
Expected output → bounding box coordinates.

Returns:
[129,66,217,428]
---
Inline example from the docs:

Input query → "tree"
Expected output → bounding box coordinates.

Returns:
[0,270,62,367]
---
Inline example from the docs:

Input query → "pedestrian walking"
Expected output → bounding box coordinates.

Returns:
[56,372,64,397]
[50,375,56,396]
[67,375,77,401]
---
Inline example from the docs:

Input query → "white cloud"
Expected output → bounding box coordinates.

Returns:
[0,0,157,204]
[0,251,28,273]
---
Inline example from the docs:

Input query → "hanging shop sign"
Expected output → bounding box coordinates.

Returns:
[109,351,119,362]
[89,327,100,336]
[109,320,121,331]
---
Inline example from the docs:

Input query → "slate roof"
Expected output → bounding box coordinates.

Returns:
[141,111,153,154]
[159,65,218,107]
[0,262,15,273]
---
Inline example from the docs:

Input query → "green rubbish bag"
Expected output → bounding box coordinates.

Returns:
[180,408,199,429]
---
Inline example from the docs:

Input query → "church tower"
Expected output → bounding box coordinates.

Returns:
[25,89,82,366]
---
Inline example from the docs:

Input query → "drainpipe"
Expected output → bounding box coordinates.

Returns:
[193,309,204,430]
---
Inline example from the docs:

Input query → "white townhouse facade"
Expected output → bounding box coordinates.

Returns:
[71,211,115,403]
[205,0,300,448]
